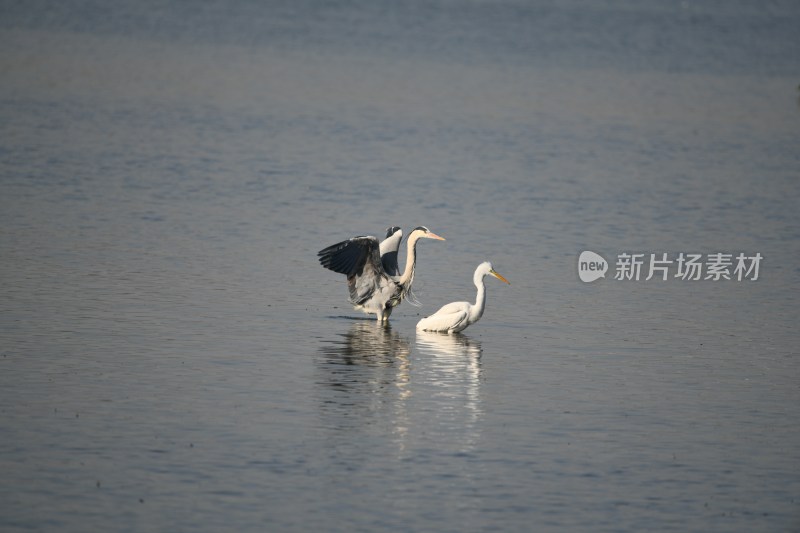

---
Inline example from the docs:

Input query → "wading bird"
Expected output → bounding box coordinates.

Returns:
[416,261,509,333]
[318,226,445,323]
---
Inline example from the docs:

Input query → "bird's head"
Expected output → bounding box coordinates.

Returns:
[480,261,510,284]
[385,226,402,239]
[412,226,446,241]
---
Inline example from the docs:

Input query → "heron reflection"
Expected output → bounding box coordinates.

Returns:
[319,319,411,368]
[316,320,411,420]
[316,320,413,451]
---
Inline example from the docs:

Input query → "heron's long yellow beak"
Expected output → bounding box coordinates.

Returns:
[426,232,445,241]
[491,270,510,284]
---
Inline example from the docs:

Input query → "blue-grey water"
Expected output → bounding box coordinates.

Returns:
[1,1,799,531]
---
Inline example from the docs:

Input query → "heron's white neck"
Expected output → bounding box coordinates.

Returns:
[398,232,424,288]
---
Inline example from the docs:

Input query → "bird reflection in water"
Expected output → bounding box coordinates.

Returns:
[318,319,411,369]
[316,320,411,433]
[413,331,484,455]
[414,331,483,403]
[315,322,485,459]
[415,330,484,360]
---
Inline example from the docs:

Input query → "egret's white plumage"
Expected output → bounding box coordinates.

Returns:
[416,261,509,333]
[318,226,445,323]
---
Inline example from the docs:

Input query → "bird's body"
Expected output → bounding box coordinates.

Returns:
[416,261,509,333]
[318,226,445,323]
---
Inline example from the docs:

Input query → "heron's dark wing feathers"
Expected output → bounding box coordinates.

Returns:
[319,235,398,308]
[350,248,398,306]
[317,236,380,278]
[381,251,400,277]
[349,267,378,305]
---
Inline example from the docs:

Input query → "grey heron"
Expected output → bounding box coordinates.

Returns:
[318,226,445,323]
[416,261,509,333]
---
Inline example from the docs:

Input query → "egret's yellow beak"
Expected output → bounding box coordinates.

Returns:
[426,232,446,241]
[491,270,510,284]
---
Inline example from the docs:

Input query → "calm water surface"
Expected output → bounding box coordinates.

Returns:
[1,1,799,531]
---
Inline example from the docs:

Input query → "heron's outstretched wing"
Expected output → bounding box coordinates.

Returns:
[349,256,395,306]
[317,236,380,278]
[318,236,392,306]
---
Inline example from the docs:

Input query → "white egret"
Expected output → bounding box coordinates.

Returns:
[416,261,509,333]
[318,226,445,323]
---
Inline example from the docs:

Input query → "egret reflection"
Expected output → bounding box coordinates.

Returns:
[413,331,484,455]
[415,330,484,359]
[414,331,483,405]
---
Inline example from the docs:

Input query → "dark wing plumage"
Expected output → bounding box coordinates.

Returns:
[381,251,399,277]
[317,236,381,278]
[319,236,395,307]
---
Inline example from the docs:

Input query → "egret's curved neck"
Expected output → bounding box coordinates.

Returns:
[398,232,422,287]
[470,274,487,322]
